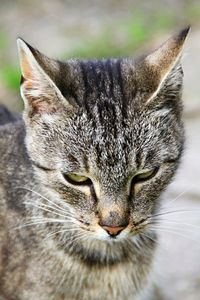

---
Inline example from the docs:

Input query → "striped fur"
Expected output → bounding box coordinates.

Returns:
[0,28,189,300]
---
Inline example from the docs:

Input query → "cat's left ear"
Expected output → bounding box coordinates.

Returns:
[137,26,190,104]
[17,38,70,117]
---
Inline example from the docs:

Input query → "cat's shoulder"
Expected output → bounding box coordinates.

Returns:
[0,109,34,213]
[0,111,29,176]
[0,114,25,153]
[0,105,18,126]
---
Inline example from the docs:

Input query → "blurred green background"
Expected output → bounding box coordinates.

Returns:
[0,0,200,113]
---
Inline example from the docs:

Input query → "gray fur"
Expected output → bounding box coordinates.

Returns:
[0,28,189,300]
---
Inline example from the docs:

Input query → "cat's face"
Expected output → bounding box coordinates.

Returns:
[17,28,188,264]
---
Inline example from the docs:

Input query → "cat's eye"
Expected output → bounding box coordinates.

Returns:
[63,173,92,186]
[132,168,159,184]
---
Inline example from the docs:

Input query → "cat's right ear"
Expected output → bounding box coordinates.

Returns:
[17,38,71,117]
[133,27,190,105]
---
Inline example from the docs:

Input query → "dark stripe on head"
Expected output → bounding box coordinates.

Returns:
[78,59,129,124]
[90,61,101,98]
[106,59,114,99]
[80,61,93,114]
[116,60,127,118]
[98,61,110,98]
[58,62,81,107]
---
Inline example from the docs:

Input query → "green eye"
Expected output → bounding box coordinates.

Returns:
[63,173,91,185]
[133,168,159,183]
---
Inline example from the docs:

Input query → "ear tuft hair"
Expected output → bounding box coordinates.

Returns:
[144,26,190,104]
[17,38,70,117]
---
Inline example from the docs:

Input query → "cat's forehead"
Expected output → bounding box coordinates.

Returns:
[66,97,180,180]
[63,58,140,112]
[70,107,159,175]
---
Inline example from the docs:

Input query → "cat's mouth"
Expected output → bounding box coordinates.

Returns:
[74,211,151,242]
[49,215,155,265]
[87,217,150,242]
[60,228,156,267]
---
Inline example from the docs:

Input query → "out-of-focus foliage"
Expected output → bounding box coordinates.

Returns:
[0,65,20,91]
[0,0,200,111]
[67,10,175,59]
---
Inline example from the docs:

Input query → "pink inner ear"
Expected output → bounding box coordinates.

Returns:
[20,50,33,80]
[22,80,58,116]
[29,97,57,115]
[19,54,52,114]
[19,46,66,116]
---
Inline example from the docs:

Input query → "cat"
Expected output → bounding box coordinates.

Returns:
[0,27,189,300]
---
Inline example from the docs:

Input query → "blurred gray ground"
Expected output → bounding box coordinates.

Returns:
[0,1,200,299]
[153,31,200,300]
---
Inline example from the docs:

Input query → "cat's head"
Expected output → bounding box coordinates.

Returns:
[17,27,189,264]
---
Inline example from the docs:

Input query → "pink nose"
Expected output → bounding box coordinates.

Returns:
[102,225,126,236]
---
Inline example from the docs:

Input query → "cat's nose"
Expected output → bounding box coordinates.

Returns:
[101,225,126,237]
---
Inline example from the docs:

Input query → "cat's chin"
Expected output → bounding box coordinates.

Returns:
[59,234,156,266]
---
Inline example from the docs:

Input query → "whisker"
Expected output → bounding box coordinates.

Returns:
[24,201,72,220]
[128,236,141,250]
[26,216,78,223]
[44,229,87,241]
[15,215,83,230]
[148,226,200,245]
[149,209,200,219]
[149,219,200,230]
[139,232,168,257]
[162,188,192,209]
[140,232,159,245]
[14,218,69,230]
[15,186,74,215]
[67,233,90,247]
[25,201,74,219]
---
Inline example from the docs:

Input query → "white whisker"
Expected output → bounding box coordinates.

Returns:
[149,209,200,219]
[14,219,69,230]
[140,232,158,245]
[162,188,191,209]
[44,229,85,241]
[15,186,74,215]
[66,233,89,246]
[24,201,71,219]
[149,219,200,230]
[148,226,200,245]
[25,201,74,219]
